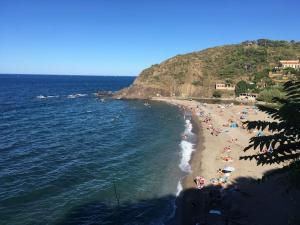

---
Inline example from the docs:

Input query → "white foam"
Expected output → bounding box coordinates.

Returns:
[179,118,196,173]
[169,117,196,222]
[176,180,183,196]
[36,95,46,99]
[67,94,76,99]
[184,119,193,134]
[67,93,88,98]
[179,140,195,173]
[77,93,88,97]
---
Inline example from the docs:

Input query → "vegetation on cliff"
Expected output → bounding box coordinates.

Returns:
[115,39,300,99]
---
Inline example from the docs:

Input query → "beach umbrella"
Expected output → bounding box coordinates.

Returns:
[223,166,235,172]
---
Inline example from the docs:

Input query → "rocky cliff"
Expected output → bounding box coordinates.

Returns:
[114,39,300,99]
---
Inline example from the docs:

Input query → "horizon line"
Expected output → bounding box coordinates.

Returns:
[0,73,137,77]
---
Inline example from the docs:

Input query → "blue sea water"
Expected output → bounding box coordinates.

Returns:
[0,74,195,225]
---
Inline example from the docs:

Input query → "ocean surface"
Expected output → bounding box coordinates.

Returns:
[0,74,196,225]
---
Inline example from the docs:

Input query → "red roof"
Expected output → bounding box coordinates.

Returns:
[280,60,300,64]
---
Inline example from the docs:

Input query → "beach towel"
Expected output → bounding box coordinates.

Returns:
[230,122,238,128]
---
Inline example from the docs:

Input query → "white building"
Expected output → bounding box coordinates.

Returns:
[280,60,300,69]
[215,83,235,91]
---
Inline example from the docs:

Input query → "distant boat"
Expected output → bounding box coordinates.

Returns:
[100,98,105,102]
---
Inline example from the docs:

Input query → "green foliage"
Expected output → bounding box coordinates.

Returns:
[248,82,257,90]
[264,76,274,86]
[225,79,233,84]
[253,69,269,83]
[212,90,222,98]
[218,46,268,77]
[173,72,186,84]
[257,39,290,47]
[198,39,300,81]
[242,81,300,165]
[192,80,202,86]
[235,80,249,95]
[136,39,300,98]
[257,86,285,102]
[283,67,298,75]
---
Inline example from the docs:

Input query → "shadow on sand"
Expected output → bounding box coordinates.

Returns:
[55,170,300,225]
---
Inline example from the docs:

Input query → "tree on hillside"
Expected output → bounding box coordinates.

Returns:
[235,80,249,96]
[212,90,222,98]
[241,80,300,165]
[257,86,285,103]
[283,67,297,75]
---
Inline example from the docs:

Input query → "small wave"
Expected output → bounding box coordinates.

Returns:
[179,140,195,173]
[178,117,196,173]
[184,119,193,134]
[67,93,88,98]
[37,95,59,99]
[176,180,183,196]
[169,116,196,223]
[36,95,46,99]
[77,93,88,97]
[167,180,183,223]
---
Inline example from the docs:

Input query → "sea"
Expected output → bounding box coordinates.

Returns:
[0,74,196,225]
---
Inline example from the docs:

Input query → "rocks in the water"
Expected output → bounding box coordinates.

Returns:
[95,90,114,97]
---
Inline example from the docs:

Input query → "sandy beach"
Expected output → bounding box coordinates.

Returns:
[153,97,300,225]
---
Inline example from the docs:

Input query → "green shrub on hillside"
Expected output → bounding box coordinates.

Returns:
[192,80,202,86]
[136,39,300,98]
[253,69,269,82]
[173,72,186,84]
[257,86,285,102]
[212,90,222,98]
[235,80,249,95]
[199,39,300,80]
[283,67,298,75]
[257,39,291,47]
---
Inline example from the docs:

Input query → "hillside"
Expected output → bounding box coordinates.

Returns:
[114,39,300,99]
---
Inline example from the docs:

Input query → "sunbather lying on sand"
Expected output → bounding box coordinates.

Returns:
[194,176,205,189]
[228,138,238,143]
[221,156,234,162]
[223,146,231,153]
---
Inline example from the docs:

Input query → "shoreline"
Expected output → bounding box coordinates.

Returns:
[151,97,282,187]
[151,98,205,190]
[182,111,204,189]
[152,98,206,224]
[152,97,298,225]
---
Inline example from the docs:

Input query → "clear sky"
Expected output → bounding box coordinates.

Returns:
[0,0,299,76]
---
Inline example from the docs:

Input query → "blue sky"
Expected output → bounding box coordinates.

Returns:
[0,0,299,76]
